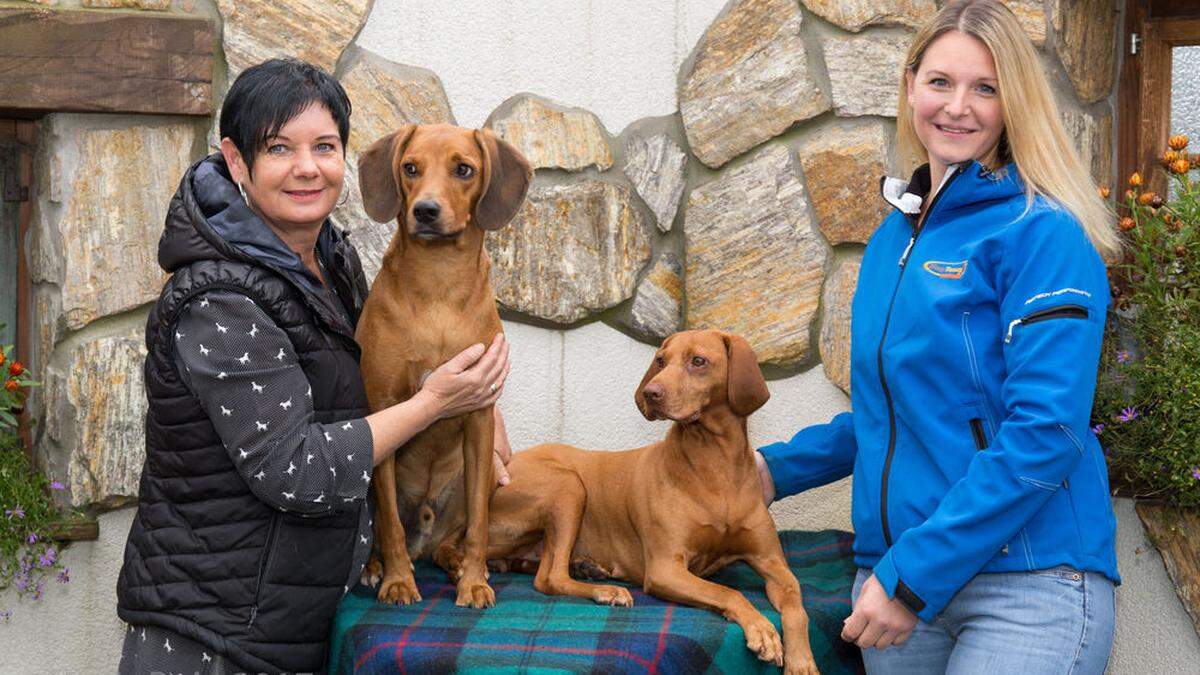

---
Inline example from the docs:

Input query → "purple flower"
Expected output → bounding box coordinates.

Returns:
[49,482,63,491]
[0,610,10,622]
[1115,407,1139,423]
[56,568,70,584]
[1116,351,1131,363]
[26,532,37,545]
[1091,423,1105,436]
[37,547,56,567]
[5,505,24,519]
[1193,467,1200,481]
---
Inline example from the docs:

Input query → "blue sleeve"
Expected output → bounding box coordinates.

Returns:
[757,412,857,500]
[873,208,1109,621]
[173,290,376,515]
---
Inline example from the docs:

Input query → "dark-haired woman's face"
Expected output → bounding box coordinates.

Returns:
[226,103,345,234]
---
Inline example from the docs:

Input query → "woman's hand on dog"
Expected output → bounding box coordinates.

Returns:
[421,333,510,420]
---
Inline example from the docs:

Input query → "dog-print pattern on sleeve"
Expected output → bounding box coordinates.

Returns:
[173,290,374,516]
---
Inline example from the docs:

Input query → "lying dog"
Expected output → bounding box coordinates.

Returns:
[355,123,532,608]
[479,329,818,673]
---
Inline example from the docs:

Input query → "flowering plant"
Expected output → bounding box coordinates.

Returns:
[1094,134,1200,507]
[0,337,68,621]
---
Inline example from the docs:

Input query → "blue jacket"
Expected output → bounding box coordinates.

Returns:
[760,161,1120,622]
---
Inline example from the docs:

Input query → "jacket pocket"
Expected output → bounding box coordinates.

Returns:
[249,512,281,628]
[961,312,998,436]
[1004,304,1088,344]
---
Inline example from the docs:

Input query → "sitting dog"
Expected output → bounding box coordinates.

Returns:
[355,123,532,608]
[479,329,819,674]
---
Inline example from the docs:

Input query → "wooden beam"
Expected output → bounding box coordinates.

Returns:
[0,7,214,117]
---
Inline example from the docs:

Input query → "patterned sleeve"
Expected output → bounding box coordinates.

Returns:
[172,290,374,515]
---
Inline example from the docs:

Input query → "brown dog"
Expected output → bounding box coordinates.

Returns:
[481,330,819,674]
[355,124,532,608]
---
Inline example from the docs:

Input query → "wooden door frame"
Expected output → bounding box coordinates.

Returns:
[0,120,35,456]
[1118,1,1200,195]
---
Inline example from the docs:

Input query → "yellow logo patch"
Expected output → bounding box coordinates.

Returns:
[923,260,968,279]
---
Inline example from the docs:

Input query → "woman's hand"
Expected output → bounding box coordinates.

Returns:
[421,334,510,420]
[753,450,776,505]
[841,574,918,650]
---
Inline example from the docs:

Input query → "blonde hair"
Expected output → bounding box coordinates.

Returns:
[896,0,1120,259]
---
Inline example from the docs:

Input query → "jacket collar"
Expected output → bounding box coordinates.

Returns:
[879,161,1025,221]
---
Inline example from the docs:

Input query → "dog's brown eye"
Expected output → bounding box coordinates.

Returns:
[691,356,707,368]
[455,163,474,178]
[402,162,418,177]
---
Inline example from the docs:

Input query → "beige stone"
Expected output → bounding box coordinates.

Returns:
[799,123,891,245]
[628,252,683,340]
[820,257,861,395]
[801,0,935,32]
[330,48,455,284]
[1061,107,1114,188]
[29,117,193,331]
[215,0,370,78]
[486,95,613,172]
[486,181,651,324]
[823,32,910,118]
[685,145,827,366]
[42,331,148,509]
[999,0,1047,46]
[623,133,686,232]
[1053,0,1118,103]
[82,0,171,8]
[680,0,829,169]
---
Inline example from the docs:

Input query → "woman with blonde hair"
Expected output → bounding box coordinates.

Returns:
[755,0,1119,671]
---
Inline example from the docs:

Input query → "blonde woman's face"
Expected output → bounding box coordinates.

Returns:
[905,30,1004,173]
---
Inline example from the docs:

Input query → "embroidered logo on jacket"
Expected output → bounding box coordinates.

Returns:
[923,260,968,279]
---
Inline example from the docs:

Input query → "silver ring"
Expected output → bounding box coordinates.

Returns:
[489,383,497,393]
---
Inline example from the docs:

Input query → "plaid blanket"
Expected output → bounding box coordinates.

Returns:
[330,530,864,674]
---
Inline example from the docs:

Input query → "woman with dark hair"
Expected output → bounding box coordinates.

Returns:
[116,58,510,674]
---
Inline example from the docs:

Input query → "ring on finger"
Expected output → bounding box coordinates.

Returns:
[489,383,497,393]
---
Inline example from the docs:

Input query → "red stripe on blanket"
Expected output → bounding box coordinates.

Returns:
[649,603,675,674]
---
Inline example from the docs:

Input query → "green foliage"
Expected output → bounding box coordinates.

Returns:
[1095,148,1200,508]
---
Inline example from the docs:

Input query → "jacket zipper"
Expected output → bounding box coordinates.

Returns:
[879,165,964,548]
[1004,305,1088,343]
[248,513,281,628]
[969,418,988,450]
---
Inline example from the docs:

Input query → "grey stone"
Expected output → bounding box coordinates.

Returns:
[623,133,687,233]
[684,145,828,366]
[629,252,683,340]
[797,122,891,245]
[486,181,651,324]
[801,0,935,32]
[215,0,371,79]
[680,0,829,169]
[486,95,613,172]
[820,257,861,395]
[823,32,911,118]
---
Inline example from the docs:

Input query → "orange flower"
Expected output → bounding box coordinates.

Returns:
[1137,192,1156,206]
[1119,217,1136,231]
[4,379,18,392]
[1172,159,1191,174]
[1125,189,1136,201]
[1163,150,1180,166]
[1129,172,1144,187]
[1169,134,1189,151]
[1098,186,1111,199]
[7,361,22,378]
[1176,245,1187,256]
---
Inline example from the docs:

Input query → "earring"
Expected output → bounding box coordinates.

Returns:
[336,188,349,208]
[237,182,250,207]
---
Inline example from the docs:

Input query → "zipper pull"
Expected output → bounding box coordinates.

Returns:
[247,605,258,628]
[898,237,915,267]
[1004,318,1021,343]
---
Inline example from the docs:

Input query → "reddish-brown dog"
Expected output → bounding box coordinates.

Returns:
[481,330,819,673]
[355,123,531,608]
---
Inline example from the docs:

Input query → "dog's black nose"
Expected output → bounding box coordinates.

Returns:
[413,200,441,225]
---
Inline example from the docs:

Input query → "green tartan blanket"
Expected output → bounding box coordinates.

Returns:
[330,529,864,674]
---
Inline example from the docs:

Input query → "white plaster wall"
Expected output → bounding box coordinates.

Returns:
[1171,45,1200,143]
[355,0,731,132]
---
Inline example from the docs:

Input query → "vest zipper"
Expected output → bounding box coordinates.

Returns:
[1004,305,1088,343]
[249,513,281,628]
[970,418,988,450]
[879,164,964,547]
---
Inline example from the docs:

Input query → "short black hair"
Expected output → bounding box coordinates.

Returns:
[219,58,351,177]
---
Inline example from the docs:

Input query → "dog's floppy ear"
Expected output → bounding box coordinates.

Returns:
[722,332,769,416]
[473,128,533,231]
[358,125,415,223]
[634,334,675,421]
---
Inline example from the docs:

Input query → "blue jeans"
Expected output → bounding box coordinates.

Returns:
[852,566,1114,674]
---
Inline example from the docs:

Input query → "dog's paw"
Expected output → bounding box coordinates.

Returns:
[377,573,423,605]
[783,655,821,675]
[743,616,783,667]
[454,580,496,609]
[592,585,633,607]
[360,555,383,588]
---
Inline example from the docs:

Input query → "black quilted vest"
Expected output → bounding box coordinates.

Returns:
[117,154,370,674]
